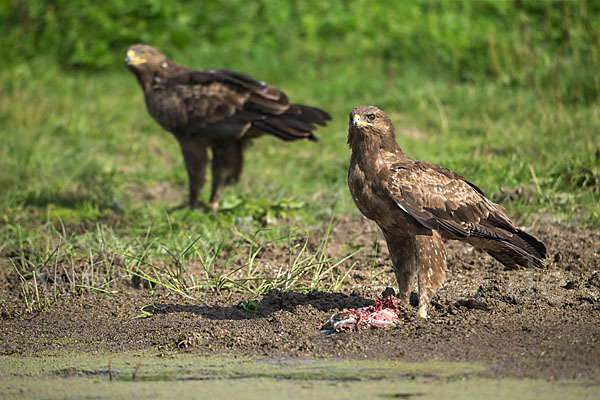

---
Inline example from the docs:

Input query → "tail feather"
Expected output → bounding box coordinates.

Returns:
[469,229,547,269]
[513,228,547,259]
[252,103,330,142]
[291,104,331,126]
[486,242,545,269]
[252,119,315,141]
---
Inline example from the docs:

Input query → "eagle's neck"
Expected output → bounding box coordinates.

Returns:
[348,130,403,163]
[156,61,187,80]
[136,61,188,93]
[348,131,405,192]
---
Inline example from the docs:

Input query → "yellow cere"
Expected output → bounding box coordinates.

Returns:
[126,50,147,64]
[354,114,372,127]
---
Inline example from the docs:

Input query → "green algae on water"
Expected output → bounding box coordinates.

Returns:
[0,352,597,400]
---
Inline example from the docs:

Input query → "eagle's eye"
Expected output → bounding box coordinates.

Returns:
[366,113,376,122]
[143,51,149,57]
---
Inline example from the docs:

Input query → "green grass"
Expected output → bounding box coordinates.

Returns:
[1,29,599,312]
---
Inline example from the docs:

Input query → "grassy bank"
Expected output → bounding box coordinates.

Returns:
[1,1,599,311]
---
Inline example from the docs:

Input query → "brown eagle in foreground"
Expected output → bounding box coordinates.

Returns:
[125,44,331,210]
[348,106,547,318]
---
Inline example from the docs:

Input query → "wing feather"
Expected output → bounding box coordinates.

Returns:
[388,161,520,237]
[148,68,326,140]
[387,160,546,267]
[388,161,489,236]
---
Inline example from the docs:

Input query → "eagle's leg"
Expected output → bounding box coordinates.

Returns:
[414,232,447,318]
[209,141,245,211]
[177,138,208,208]
[384,233,417,306]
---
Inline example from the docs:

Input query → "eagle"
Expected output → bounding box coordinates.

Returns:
[125,44,331,210]
[347,105,547,318]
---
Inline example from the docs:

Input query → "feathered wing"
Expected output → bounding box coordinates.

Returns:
[387,160,547,268]
[150,69,330,140]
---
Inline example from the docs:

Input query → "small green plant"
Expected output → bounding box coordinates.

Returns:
[135,304,156,319]
[237,300,259,314]
[120,220,362,298]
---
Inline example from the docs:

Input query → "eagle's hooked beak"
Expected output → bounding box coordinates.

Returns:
[125,50,147,66]
[352,114,372,128]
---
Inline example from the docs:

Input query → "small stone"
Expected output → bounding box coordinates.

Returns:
[553,252,562,263]
[381,287,396,298]
[563,281,578,290]
[588,271,600,288]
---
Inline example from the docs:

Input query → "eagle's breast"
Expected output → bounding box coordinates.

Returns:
[349,153,393,222]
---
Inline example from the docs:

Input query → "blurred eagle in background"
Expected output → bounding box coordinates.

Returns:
[347,105,547,318]
[125,44,330,211]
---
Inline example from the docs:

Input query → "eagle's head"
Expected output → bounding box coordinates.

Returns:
[348,105,398,150]
[125,44,168,69]
[125,44,172,92]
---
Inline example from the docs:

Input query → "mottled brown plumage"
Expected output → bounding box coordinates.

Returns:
[348,105,547,318]
[125,44,331,210]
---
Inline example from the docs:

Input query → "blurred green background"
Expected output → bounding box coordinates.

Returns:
[2,0,599,91]
[1,0,599,305]
[2,0,599,225]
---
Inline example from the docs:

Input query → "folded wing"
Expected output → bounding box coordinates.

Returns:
[149,69,330,141]
[387,160,547,268]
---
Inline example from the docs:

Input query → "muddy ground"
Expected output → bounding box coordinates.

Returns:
[1,217,599,381]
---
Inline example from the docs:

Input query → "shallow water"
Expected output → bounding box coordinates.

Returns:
[1,352,597,399]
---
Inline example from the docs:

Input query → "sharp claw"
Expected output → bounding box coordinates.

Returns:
[418,309,428,319]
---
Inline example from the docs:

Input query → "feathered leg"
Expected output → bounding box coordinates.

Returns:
[177,137,208,208]
[414,232,447,318]
[383,232,416,306]
[209,140,245,211]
